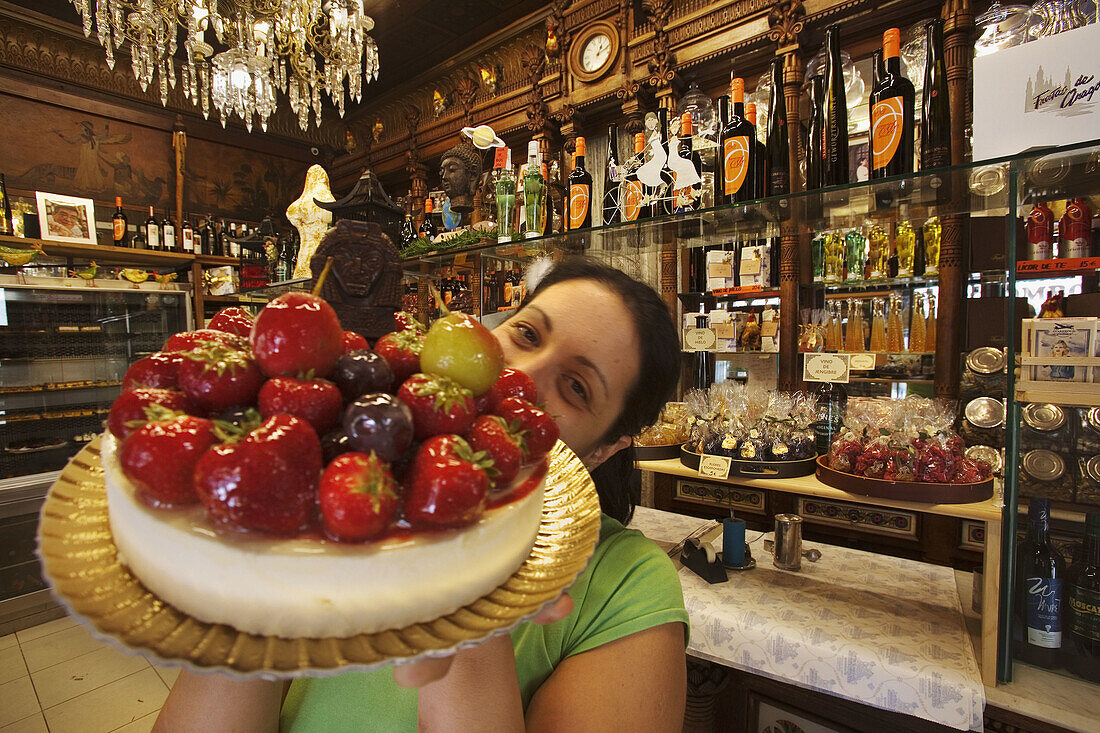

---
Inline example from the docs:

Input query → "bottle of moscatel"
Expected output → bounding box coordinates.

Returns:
[1066,512,1100,682]
[766,58,790,197]
[568,136,593,230]
[112,197,128,247]
[1015,497,1066,669]
[921,18,951,170]
[870,28,915,180]
[720,77,755,204]
[822,24,849,186]
[162,209,177,253]
[144,206,160,251]
[602,124,622,226]
[806,75,826,191]
[180,216,194,254]
[419,198,438,241]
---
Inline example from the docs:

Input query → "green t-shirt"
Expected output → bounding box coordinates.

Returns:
[280,513,688,732]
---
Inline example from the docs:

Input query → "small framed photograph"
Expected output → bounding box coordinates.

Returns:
[1030,319,1094,383]
[35,192,96,244]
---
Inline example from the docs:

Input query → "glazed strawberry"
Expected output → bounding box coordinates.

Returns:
[493,397,559,461]
[397,373,477,440]
[342,330,370,354]
[394,311,425,333]
[207,306,255,337]
[178,343,265,415]
[485,368,538,411]
[403,435,493,528]
[374,329,425,385]
[258,376,342,435]
[107,388,194,439]
[467,414,525,488]
[250,292,344,378]
[194,414,322,534]
[119,414,217,506]
[121,352,184,392]
[319,452,400,541]
[163,329,247,353]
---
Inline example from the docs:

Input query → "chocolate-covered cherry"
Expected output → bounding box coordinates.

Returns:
[331,350,395,402]
[342,393,414,463]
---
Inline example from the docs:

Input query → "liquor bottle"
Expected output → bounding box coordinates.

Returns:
[544,160,557,235]
[200,215,214,256]
[925,292,937,351]
[866,222,889,279]
[180,216,194,254]
[1067,512,1100,682]
[192,224,202,257]
[623,133,646,223]
[869,298,887,353]
[766,58,790,197]
[896,216,916,276]
[495,148,516,243]
[112,197,128,247]
[871,49,884,91]
[823,25,850,185]
[811,232,826,282]
[672,113,703,213]
[162,209,177,253]
[922,216,941,275]
[400,213,416,247]
[649,108,675,218]
[1016,497,1066,669]
[603,125,622,225]
[745,103,767,199]
[220,220,232,259]
[144,205,161,251]
[419,198,438,241]
[921,18,951,170]
[1026,202,1055,260]
[692,314,715,390]
[844,227,866,282]
[1060,198,1093,258]
[568,136,593,229]
[844,298,865,352]
[522,142,544,239]
[909,292,926,352]
[870,28,915,180]
[806,75,826,191]
[823,230,842,283]
[714,96,730,200]
[720,76,755,204]
[812,380,847,455]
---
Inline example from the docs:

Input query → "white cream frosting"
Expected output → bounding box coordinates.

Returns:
[102,433,544,639]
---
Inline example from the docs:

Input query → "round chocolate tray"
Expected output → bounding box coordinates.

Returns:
[680,445,818,478]
[634,443,684,461]
[815,456,994,504]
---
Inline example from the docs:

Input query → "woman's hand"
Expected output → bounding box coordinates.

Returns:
[392,593,573,688]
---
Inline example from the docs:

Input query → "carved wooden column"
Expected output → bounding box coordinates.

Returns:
[171,116,186,227]
[935,0,974,399]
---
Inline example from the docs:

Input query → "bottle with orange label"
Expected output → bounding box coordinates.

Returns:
[111,197,128,247]
[870,28,914,180]
[568,137,593,230]
[622,133,646,222]
[672,113,703,213]
[719,76,756,204]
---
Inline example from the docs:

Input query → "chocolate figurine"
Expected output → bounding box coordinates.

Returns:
[439,141,483,216]
[308,220,402,340]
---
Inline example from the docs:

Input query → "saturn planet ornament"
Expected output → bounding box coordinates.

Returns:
[462,125,505,150]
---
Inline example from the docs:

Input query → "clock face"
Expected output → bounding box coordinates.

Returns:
[581,33,612,73]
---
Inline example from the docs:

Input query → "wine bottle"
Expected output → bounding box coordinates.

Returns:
[112,197,128,247]
[623,133,646,223]
[649,109,675,218]
[495,148,516,243]
[180,215,194,254]
[672,113,703,213]
[714,95,731,200]
[807,75,826,191]
[1067,512,1100,682]
[602,125,622,225]
[870,28,915,180]
[419,198,438,241]
[766,58,790,196]
[1016,497,1066,669]
[871,49,884,91]
[568,136,593,229]
[522,142,544,239]
[823,25,849,185]
[400,213,416,246]
[720,77,755,204]
[162,209,177,253]
[144,206,160,251]
[921,18,951,170]
[745,103,767,199]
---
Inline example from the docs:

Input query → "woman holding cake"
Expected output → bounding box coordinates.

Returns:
[156,258,688,732]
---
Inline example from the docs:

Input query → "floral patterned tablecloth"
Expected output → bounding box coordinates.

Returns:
[629,506,985,731]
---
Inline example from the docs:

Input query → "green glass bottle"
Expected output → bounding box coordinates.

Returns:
[495,148,516,243]
[811,232,826,283]
[522,141,544,240]
[844,227,867,282]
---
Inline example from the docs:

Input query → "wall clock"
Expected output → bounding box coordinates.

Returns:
[568,21,620,83]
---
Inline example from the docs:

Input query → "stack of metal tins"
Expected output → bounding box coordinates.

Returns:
[1074,408,1100,506]
[960,347,1006,478]
[1019,403,1076,503]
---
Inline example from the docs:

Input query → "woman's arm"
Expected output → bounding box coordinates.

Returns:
[153,671,286,733]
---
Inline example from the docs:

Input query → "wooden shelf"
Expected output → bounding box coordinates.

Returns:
[195,254,241,267]
[203,294,269,305]
[0,235,192,268]
[1016,386,1100,408]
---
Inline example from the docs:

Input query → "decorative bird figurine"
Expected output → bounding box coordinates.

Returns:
[1,242,44,283]
[154,271,178,289]
[119,268,150,287]
[70,260,99,287]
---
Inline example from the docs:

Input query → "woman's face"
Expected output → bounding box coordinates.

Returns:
[493,279,640,465]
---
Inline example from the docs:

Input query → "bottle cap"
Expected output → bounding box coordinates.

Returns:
[1023,402,1065,432]
[964,397,1005,429]
[424,198,433,213]
[115,197,122,206]
[730,77,744,102]
[681,113,693,135]
[745,102,757,125]
[883,28,901,58]
[527,140,539,158]
[575,137,586,156]
[634,132,645,153]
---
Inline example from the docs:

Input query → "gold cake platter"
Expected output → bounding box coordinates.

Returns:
[37,437,601,679]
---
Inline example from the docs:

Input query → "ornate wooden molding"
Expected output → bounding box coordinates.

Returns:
[767,0,806,47]
[642,0,677,90]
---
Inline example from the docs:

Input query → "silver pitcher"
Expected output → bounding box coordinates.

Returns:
[773,514,804,571]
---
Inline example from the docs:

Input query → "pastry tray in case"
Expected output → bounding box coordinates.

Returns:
[680,445,817,478]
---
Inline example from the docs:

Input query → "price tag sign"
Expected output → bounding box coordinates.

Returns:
[0,289,6,327]
[803,353,851,383]
[849,353,876,370]
[698,455,732,480]
[684,328,717,351]
[493,147,510,169]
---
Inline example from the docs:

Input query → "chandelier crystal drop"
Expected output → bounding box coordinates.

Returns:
[70,1,380,132]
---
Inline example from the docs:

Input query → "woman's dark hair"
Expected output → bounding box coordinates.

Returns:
[522,257,680,525]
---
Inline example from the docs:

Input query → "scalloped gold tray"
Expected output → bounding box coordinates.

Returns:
[37,437,600,678]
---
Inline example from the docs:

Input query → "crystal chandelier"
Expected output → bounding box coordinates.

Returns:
[70,1,380,132]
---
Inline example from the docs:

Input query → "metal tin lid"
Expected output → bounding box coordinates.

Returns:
[1023,450,1065,481]
[1085,408,1100,435]
[964,397,1006,429]
[966,444,1003,473]
[1022,403,1066,432]
[966,347,1005,374]
[1085,455,1100,484]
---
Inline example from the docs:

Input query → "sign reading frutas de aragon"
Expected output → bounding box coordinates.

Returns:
[974,23,1100,160]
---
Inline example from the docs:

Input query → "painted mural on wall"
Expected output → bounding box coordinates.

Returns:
[0,94,171,207]
[185,137,310,223]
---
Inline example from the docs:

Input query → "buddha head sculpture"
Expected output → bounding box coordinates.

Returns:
[439,141,482,214]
